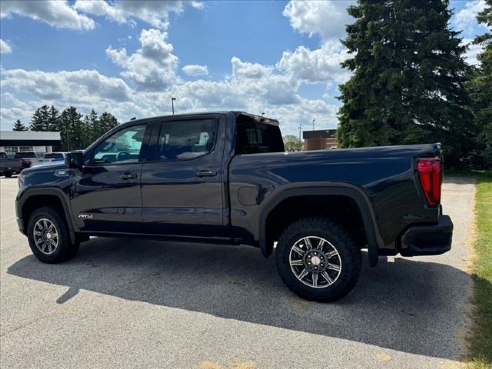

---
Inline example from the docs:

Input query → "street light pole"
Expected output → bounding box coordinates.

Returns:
[312,119,316,131]
[171,97,176,115]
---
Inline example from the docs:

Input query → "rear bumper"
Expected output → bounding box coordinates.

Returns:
[399,215,453,256]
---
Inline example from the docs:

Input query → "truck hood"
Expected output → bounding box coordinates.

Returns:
[22,162,67,175]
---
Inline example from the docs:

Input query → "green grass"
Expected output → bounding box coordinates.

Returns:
[466,171,492,369]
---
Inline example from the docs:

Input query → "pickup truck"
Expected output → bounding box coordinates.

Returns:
[0,152,22,177]
[15,112,453,301]
[14,151,48,170]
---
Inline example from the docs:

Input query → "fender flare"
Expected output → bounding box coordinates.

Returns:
[18,188,78,244]
[257,183,384,266]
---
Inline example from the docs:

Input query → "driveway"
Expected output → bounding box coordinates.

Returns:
[0,176,476,369]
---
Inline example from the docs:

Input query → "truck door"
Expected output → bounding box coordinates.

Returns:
[140,115,229,239]
[71,123,150,233]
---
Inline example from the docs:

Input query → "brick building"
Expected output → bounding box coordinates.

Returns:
[303,129,337,150]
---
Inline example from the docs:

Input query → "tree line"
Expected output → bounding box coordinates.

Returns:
[13,105,119,151]
[337,0,492,168]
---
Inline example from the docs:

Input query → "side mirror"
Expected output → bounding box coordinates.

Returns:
[67,151,84,169]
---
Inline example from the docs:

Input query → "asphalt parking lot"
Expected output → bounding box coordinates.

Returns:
[0,176,476,369]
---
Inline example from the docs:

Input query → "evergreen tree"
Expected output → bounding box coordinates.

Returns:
[47,105,60,132]
[338,0,475,167]
[83,109,100,147]
[98,112,119,136]
[467,0,492,167]
[60,106,84,151]
[30,105,50,131]
[12,119,28,131]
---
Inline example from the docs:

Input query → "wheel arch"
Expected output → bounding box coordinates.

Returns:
[18,189,77,244]
[258,184,384,266]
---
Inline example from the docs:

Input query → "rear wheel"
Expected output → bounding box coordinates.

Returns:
[4,171,12,178]
[27,207,79,263]
[275,217,361,302]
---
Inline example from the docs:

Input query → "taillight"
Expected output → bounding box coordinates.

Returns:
[417,158,441,207]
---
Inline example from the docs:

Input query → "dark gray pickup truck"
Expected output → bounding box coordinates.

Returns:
[16,112,453,301]
[0,152,22,177]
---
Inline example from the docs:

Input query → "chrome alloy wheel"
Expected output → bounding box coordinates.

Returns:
[289,236,342,288]
[33,218,59,255]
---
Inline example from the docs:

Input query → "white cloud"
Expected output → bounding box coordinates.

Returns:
[2,69,132,103]
[231,57,273,79]
[462,38,485,66]
[74,0,194,29]
[106,28,179,91]
[277,40,350,85]
[282,1,354,40]
[0,0,95,30]
[455,0,486,35]
[0,39,12,54]
[182,65,209,76]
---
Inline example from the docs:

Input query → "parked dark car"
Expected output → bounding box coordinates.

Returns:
[15,112,453,301]
[0,152,22,177]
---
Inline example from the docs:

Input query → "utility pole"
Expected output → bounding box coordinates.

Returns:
[312,119,316,131]
[171,97,176,115]
[299,123,302,142]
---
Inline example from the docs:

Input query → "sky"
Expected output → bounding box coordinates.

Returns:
[0,0,488,136]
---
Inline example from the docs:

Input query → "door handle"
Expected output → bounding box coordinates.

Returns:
[119,173,138,180]
[196,170,217,177]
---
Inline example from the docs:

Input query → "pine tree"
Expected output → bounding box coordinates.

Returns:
[12,119,28,131]
[83,109,100,147]
[30,105,50,131]
[467,0,492,167]
[338,0,475,167]
[60,106,84,151]
[98,112,119,136]
[47,105,60,132]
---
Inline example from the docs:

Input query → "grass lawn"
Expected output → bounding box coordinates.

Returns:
[466,171,492,369]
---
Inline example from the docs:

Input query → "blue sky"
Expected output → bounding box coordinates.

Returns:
[0,0,488,136]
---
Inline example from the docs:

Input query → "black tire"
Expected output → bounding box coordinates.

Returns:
[27,207,79,263]
[5,171,12,178]
[275,217,362,302]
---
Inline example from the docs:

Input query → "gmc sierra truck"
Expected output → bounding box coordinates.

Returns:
[15,112,453,301]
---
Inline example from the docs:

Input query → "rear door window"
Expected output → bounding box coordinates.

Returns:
[157,119,217,160]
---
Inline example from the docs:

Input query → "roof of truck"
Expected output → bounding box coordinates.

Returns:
[124,111,280,126]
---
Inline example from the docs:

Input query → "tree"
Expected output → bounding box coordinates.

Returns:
[12,119,28,131]
[59,106,84,151]
[467,0,492,167]
[30,105,50,131]
[283,135,303,151]
[338,0,475,167]
[47,105,60,132]
[98,112,119,136]
[83,109,100,147]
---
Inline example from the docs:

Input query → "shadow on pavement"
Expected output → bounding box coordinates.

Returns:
[8,237,484,361]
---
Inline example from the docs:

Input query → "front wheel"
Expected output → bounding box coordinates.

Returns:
[275,217,362,302]
[27,207,79,263]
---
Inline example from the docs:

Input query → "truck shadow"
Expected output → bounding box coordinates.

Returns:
[8,237,482,362]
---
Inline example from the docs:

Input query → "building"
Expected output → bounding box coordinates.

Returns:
[0,131,61,153]
[303,129,337,150]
